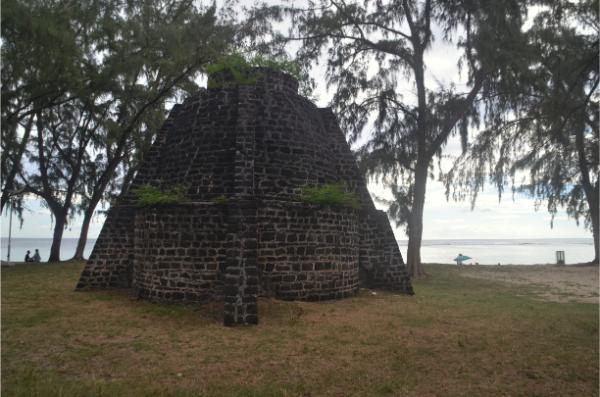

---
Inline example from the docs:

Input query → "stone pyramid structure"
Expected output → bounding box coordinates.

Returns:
[77,67,413,325]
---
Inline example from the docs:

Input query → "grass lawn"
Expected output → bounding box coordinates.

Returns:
[2,262,598,396]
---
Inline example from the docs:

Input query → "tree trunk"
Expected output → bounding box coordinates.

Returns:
[406,160,429,278]
[48,211,67,262]
[574,124,599,264]
[585,182,599,264]
[592,215,599,265]
[72,207,95,260]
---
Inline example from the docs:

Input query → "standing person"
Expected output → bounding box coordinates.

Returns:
[32,249,41,263]
[454,253,472,267]
[455,253,464,267]
[24,250,32,262]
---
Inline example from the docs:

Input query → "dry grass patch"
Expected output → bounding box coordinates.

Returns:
[2,262,598,396]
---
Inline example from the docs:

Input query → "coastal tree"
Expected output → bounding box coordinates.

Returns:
[446,1,599,263]
[1,0,89,214]
[2,0,236,261]
[286,0,527,276]
[69,0,237,261]
[2,0,114,259]
[26,103,99,262]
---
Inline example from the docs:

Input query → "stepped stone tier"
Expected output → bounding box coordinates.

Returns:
[76,67,413,326]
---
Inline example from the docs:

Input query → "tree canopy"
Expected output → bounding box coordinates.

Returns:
[1,0,237,261]
[286,0,527,276]
[446,0,599,263]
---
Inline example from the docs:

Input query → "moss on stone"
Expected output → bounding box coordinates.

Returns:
[132,184,186,207]
[213,195,228,205]
[301,183,360,209]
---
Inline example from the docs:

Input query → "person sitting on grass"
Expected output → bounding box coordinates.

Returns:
[32,249,41,263]
[24,250,33,262]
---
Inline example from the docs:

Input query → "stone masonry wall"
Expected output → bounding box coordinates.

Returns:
[253,88,340,200]
[258,200,360,301]
[76,206,136,289]
[360,210,413,293]
[157,89,237,200]
[222,84,260,325]
[77,68,413,325]
[133,204,229,303]
[77,105,183,290]
[223,200,259,325]
[318,107,412,293]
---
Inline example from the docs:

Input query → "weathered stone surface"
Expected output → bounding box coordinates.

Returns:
[76,67,413,326]
[258,200,360,301]
[133,204,228,303]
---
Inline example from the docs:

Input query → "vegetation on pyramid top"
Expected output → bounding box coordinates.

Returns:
[206,53,301,88]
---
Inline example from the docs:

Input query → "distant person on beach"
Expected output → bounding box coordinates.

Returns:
[32,249,41,263]
[454,253,471,266]
[456,253,464,266]
[24,250,33,262]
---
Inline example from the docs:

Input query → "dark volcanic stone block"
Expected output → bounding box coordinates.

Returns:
[76,67,413,326]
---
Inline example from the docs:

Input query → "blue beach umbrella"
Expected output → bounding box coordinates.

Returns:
[454,254,472,264]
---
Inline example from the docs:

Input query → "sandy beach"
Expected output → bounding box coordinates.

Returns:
[456,264,599,303]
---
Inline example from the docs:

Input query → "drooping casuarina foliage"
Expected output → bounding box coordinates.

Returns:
[1,0,237,261]
[446,1,599,263]
[286,0,527,276]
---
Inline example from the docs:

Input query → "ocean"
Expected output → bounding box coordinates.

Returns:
[0,237,595,265]
[397,238,595,265]
[1,238,97,263]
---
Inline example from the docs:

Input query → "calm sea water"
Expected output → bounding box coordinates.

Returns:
[398,238,595,265]
[1,238,96,262]
[0,237,594,264]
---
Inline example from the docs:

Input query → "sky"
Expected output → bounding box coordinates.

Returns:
[0,177,590,241]
[0,2,592,242]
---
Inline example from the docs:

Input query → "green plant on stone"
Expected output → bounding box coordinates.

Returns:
[206,54,302,88]
[132,184,186,207]
[206,54,257,88]
[213,195,228,205]
[300,183,360,209]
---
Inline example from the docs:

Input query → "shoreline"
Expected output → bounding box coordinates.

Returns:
[2,237,594,265]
